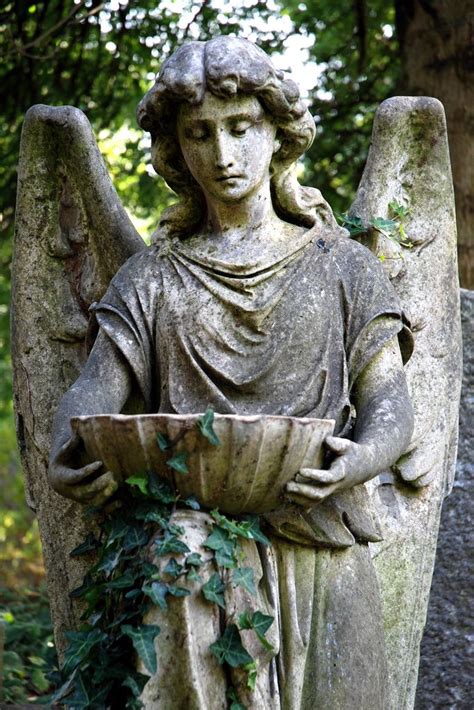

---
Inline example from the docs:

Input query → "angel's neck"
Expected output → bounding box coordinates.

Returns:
[205,183,280,241]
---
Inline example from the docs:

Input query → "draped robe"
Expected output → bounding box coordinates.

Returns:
[93,223,410,709]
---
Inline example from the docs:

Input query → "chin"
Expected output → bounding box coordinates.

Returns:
[212,185,254,203]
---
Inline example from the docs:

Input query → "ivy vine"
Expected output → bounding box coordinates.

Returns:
[48,410,273,709]
[337,200,413,261]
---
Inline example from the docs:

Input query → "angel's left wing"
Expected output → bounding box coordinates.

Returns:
[12,105,145,653]
[348,97,462,710]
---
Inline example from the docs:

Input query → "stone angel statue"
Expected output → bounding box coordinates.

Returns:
[12,36,461,709]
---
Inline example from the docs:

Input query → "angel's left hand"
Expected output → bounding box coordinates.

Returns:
[285,435,377,506]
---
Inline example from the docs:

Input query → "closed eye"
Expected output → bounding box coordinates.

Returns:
[185,129,209,141]
[182,122,210,141]
[230,120,254,137]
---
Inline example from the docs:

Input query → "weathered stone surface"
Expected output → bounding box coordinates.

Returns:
[11,105,144,656]
[416,288,474,709]
[351,96,462,710]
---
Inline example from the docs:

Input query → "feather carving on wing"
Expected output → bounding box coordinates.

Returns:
[11,106,145,651]
[348,97,462,710]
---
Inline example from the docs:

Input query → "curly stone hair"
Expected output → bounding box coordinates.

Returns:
[137,36,337,240]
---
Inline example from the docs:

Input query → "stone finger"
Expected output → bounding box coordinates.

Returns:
[65,460,104,485]
[88,481,120,508]
[325,436,352,454]
[297,468,345,483]
[286,481,329,501]
[70,471,117,499]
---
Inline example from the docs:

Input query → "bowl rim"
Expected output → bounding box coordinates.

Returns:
[71,413,336,426]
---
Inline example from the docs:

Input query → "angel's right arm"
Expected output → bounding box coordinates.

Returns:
[49,330,133,505]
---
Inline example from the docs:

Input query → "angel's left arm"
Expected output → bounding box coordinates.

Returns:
[286,336,414,505]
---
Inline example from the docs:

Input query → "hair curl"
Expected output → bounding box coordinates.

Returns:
[137,36,337,240]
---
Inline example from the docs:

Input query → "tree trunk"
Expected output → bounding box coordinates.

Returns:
[395,0,474,288]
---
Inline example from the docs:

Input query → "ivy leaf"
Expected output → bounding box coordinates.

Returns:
[335,212,366,236]
[142,562,160,578]
[163,558,183,577]
[49,668,78,702]
[62,628,107,675]
[148,472,176,503]
[106,516,130,546]
[121,624,161,676]
[238,610,253,630]
[68,672,113,708]
[227,687,246,710]
[122,671,149,697]
[133,502,167,525]
[249,610,274,638]
[241,515,270,545]
[123,525,149,552]
[232,567,256,595]
[186,552,203,567]
[202,573,226,609]
[125,589,142,600]
[70,533,100,557]
[107,570,138,589]
[167,451,189,475]
[155,532,190,557]
[211,510,252,538]
[371,217,398,237]
[126,474,149,496]
[88,609,105,625]
[156,432,172,452]
[204,526,236,568]
[168,522,186,536]
[126,696,144,710]
[142,582,168,610]
[96,546,123,574]
[245,660,258,690]
[83,586,101,611]
[389,200,410,220]
[184,495,201,510]
[69,575,95,599]
[67,673,113,710]
[238,610,274,651]
[209,624,253,668]
[187,569,202,583]
[211,512,270,545]
[197,408,221,446]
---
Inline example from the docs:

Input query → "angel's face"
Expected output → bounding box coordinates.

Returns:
[177,92,278,205]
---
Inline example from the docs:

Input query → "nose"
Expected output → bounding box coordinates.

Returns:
[215,129,235,170]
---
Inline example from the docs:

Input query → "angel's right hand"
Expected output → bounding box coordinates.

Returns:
[49,435,120,507]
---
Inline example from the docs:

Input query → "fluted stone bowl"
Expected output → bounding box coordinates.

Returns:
[71,413,335,515]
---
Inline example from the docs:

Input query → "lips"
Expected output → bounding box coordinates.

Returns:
[216,174,243,182]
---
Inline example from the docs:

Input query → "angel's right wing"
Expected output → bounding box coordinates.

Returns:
[12,106,145,654]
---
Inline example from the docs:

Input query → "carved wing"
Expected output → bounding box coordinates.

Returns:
[349,97,462,710]
[12,105,145,652]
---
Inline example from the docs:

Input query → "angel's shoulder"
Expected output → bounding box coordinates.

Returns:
[325,232,388,283]
[109,243,165,291]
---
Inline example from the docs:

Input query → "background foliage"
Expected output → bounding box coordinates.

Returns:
[1,0,461,702]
